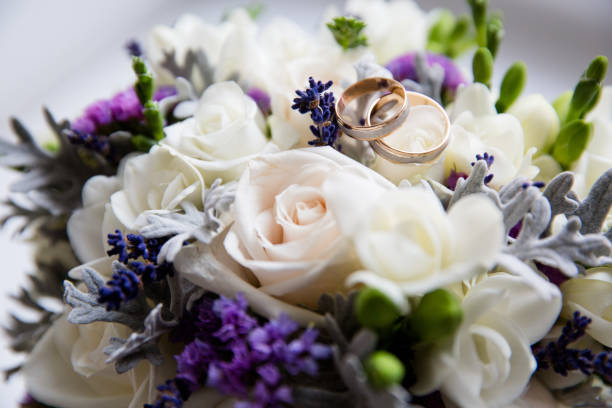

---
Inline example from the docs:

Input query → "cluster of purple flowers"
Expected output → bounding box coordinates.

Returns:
[292,77,340,148]
[68,86,176,161]
[535,311,612,383]
[149,294,331,408]
[98,230,173,310]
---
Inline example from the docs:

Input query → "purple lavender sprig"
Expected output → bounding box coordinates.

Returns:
[150,294,331,408]
[291,77,340,148]
[534,311,612,384]
[98,230,173,310]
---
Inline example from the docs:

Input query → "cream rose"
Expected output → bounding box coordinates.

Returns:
[109,145,206,231]
[446,84,539,189]
[412,273,562,408]
[345,186,504,309]
[344,0,428,64]
[162,81,277,184]
[560,266,612,347]
[223,147,395,307]
[67,175,120,263]
[22,315,170,408]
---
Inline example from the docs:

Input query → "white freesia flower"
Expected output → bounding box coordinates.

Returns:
[507,94,560,154]
[22,315,171,408]
[446,83,538,189]
[110,145,206,231]
[560,266,612,347]
[412,273,562,408]
[162,81,277,184]
[344,186,504,310]
[572,86,612,198]
[67,175,120,263]
[224,147,394,307]
[344,0,428,64]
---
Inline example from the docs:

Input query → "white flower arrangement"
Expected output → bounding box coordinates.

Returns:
[2,1,611,408]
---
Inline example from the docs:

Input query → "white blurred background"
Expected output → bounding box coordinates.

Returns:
[0,0,610,405]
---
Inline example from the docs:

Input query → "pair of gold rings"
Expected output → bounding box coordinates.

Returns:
[335,77,450,164]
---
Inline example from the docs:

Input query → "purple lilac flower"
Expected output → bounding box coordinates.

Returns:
[161,294,331,408]
[247,87,272,115]
[386,52,467,93]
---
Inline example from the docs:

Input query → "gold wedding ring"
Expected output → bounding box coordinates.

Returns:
[367,91,451,164]
[335,77,410,141]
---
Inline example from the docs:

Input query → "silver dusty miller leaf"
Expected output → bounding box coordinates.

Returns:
[160,49,214,95]
[140,179,236,262]
[503,195,612,276]
[447,160,499,209]
[571,168,612,235]
[542,172,580,225]
[104,303,177,374]
[553,377,612,408]
[401,51,444,104]
[0,108,113,216]
[63,266,150,330]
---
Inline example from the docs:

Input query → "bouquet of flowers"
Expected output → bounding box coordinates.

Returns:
[3,1,611,407]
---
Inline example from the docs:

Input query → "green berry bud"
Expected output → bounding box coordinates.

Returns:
[144,101,165,141]
[364,351,405,389]
[567,79,600,122]
[132,56,147,75]
[584,55,608,83]
[355,288,401,330]
[411,289,463,344]
[552,119,592,168]
[486,14,504,58]
[473,47,494,88]
[495,61,527,113]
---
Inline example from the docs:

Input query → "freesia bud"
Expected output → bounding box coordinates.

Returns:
[411,289,463,344]
[584,55,608,83]
[355,288,401,330]
[473,47,493,88]
[496,61,527,113]
[552,119,592,168]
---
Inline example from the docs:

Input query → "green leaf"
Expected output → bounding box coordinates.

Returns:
[327,16,368,51]
[495,61,527,113]
[472,47,493,88]
[552,120,592,168]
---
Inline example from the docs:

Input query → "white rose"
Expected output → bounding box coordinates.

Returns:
[412,273,561,408]
[223,147,394,307]
[446,84,539,189]
[22,315,173,408]
[507,94,560,154]
[571,86,612,198]
[344,0,428,64]
[67,175,120,263]
[110,145,206,231]
[345,187,504,309]
[162,81,277,184]
[560,266,612,347]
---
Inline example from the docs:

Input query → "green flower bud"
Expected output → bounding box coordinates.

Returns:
[365,351,405,389]
[427,10,455,53]
[473,47,494,88]
[411,289,463,344]
[552,119,592,168]
[143,101,165,141]
[135,74,154,105]
[467,0,488,46]
[486,14,504,58]
[495,61,527,113]
[553,90,572,123]
[355,288,401,330]
[567,79,600,122]
[584,55,608,83]
[132,56,147,75]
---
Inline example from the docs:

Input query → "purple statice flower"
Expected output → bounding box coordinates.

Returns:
[213,294,258,343]
[247,87,272,115]
[176,339,217,392]
[71,116,96,134]
[109,89,143,122]
[386,52,467,93]
[154,85,178,102]
[83,99,113,127]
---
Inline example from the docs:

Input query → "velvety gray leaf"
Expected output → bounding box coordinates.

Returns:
[448,160,500,209]
[104,303,176,373]
[167,273,205,320]
[571,168,612,234]
[63,268,149,330]
[553,377,612,408]
[498,178,541,235]
[543,172,580,222]
[160,49,213,94]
